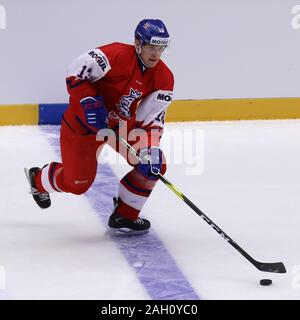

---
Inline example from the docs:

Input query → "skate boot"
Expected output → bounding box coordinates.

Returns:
[108,197,150,234]
[24,167,51,209]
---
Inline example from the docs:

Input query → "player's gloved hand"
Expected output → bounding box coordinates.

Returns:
[80,96,108,131]
[107,110,130,132]
[136,146,164,180]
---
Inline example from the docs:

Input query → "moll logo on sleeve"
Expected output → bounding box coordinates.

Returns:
[88,49,109,72]
[0,4,6,30]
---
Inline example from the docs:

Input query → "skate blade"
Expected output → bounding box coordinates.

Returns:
[24,167,34,193]
[24,167,30,183]
[106,228,149,237]
[24,168,37,195]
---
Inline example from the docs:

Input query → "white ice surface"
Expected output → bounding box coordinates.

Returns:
[108,120,300,300]
[1,121,300,299]
[0,126,148,300]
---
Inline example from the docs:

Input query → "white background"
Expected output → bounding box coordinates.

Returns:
[0,0,300,104]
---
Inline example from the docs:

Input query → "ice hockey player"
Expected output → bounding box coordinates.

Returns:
[25,19,174,233]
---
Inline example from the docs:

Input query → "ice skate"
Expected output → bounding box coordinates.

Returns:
[108,197,150,235]
[24,167,51,209]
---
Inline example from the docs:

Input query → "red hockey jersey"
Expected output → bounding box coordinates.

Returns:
[64,42,174,136]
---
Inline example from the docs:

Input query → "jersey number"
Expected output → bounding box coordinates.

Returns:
[77,65,92,79]
[155,111,166,124]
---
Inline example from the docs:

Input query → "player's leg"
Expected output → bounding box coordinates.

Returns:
[25,118,104,208]
[108,144,166,232]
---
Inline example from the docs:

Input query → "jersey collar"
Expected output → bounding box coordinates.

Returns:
[136,54,148,74]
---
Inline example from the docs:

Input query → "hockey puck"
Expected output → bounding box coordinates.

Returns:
[260,279,272,286]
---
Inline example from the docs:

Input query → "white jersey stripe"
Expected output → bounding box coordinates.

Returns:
[119,183,148,211]
[41,165,56,193]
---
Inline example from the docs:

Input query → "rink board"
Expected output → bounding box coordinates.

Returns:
[1,98,300,125]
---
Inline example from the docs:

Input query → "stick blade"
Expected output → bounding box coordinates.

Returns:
[255,261,286,273]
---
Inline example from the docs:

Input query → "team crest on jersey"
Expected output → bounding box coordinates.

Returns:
[117,88,142,118]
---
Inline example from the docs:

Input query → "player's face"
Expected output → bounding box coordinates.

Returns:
[140,44,166,68]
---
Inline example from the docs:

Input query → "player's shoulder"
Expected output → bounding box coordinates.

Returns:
[155,60,174,87]
[99,42,134,57]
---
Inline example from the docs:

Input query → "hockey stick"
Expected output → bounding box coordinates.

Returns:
[119,137,286,274]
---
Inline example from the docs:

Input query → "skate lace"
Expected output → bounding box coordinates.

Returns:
[30,188,50,202]
[135,218,144,225]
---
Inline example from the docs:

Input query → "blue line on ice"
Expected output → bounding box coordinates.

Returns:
[42,126,200,300]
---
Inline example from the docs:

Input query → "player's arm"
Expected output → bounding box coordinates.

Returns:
[66,48,112,132]
[135,88,173,180]
[136,88,173,142]
[66,47,111,99]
